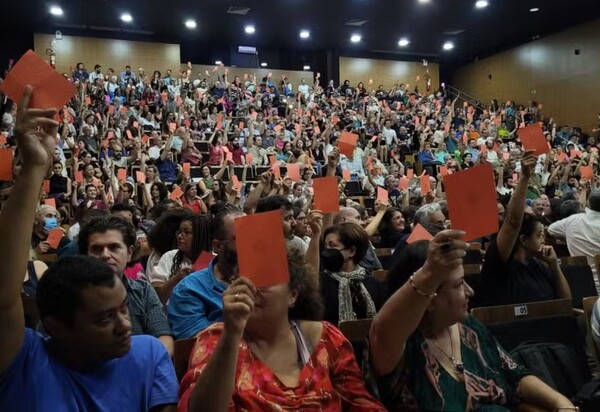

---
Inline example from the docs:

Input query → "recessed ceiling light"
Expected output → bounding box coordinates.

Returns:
[418,0,430,3]
[121,13,133,23]
[261,62,268,67]
[245,25,255,34]
[185,19,196,29]
[398,38,410,47]
[350,34,361,43]
[49,5,63,16]
[300,30,310,39]
[529,7,539,12]
[303,65,311,70]
[215,60,222,65]
[443,41,455,51]
[475,1,488,9]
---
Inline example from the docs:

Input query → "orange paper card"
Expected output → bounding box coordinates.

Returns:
[338,131,358,158]
[269,155,276,165]
[377,187,389,203]
[135,171,146,183]
[0,50,77,109]
[407,169,414,179]
[420,175,431,195]
[406,224,434,244]
[193,251,214,272]
[342,169,351,181]
[182,163,191,175]
[231,175,242,192]
[168,123,177,132]
[271,162,281,179]
[313,177,340,213]
[42,180,50,193]
[235,211,290,288]
[46,228,64,250]
[226,152,233,163]
[44,198,56,209]
[74,171,83,183]
[245,153,253,164]
[444,163,499,241]
[286,163,301,181]
[518,123,549,156]
[439,166,450,177]
[580,165,594,180]
[399,177,409,190]
[117,169,127,182]
[126,129,133,139]
[170,186,184,200]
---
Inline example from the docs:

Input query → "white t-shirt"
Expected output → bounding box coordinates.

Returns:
[150,249,192,284]
[382,127,397,146]
[298,84,310,96]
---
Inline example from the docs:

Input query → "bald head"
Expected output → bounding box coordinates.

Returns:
[334,207,361,225]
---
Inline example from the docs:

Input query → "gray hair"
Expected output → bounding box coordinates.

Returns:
[414,203,442,226]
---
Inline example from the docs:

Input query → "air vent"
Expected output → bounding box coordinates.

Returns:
[227,6,250,15]
[442,29,465,35]
[345,19,367,27]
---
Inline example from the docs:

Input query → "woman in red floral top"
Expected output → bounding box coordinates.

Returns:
[178,258,385,412]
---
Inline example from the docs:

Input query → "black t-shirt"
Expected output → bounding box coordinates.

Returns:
[477,239,556,307]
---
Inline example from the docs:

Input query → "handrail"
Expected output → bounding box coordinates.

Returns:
[444,84,486,112]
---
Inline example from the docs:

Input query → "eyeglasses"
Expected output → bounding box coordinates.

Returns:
[176,230,193,238]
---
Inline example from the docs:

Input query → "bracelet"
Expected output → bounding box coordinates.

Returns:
[554,407,579,412]
[408,275,437,299]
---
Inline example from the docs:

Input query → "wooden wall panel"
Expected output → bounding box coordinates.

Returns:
[179,64,313,94]
[451,18,600,132]
[339,56,439,91]
[33,33,180,76]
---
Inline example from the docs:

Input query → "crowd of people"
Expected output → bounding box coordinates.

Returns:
[1,56,599,411]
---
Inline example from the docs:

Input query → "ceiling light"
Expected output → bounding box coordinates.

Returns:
[350,34,361,43]
[303,65,310,71]
[475,1,488,9]
[245,25,255,34]
[443,41,455,51]
[418,0,430,3]
[261,62,268,67]
[398,38,410,47]
[121,13,133,23]
[529,7,539,12]
[300,30,310,39]
[49,5,63,16]
[215,60,222,65]
[184,19,196,29]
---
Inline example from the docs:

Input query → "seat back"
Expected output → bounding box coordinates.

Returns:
[174,338,197,382]
[375,248,393,270]
[471,298,572,326]
[560,257,597,309]
[583,296,600,367]
[372,270,388,283]
[338,319,373,367]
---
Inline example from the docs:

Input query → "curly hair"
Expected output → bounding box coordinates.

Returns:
[147,209,193,256]
[287,254,324,321]
[171,214,213,277]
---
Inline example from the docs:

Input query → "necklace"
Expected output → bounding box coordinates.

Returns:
[428,328,465,375]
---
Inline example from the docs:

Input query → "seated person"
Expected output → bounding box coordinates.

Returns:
[168,207,244,339]
[376,208,408,248]
[478,151,571,306]
[0,93,177,411]
[320,223,386,325]
[367,231,576,411]
[79,215,174,356]
[179,257,386,411]
[31,205,70,257]
[152,214,212,303]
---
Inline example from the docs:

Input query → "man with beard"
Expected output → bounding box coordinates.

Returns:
[168,208,245,339]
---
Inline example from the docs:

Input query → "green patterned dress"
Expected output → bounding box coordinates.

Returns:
[366,316,530,411]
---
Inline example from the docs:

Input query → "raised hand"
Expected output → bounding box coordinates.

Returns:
[520,150,537,179]
[222,277,257,338]
[421,230,470,278]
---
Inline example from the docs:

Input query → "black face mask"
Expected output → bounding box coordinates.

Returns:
[321,248,345,272]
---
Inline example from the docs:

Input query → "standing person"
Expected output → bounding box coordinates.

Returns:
[0,86,178,411]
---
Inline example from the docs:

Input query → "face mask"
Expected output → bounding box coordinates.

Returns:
[321,248,345,272]
[44,217,59,232]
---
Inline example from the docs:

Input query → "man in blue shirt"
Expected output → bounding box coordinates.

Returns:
[0,88,178,411]
[168,208,244,339]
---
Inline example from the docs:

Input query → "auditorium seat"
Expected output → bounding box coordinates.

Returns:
[174,338,197,382]
[583,296,600,369]
[338,318,373,367]
[560,256,597,309]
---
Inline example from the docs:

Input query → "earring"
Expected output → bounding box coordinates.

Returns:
[289,302,295,308]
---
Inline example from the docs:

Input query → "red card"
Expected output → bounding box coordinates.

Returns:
[117,169,127,182]
[168,123,177,132]
[0,148,13,181]
[313,177,340,213]
[222,145,230,154]
[274,124,282,133]
[580,165,594,180]
[570,149,582,159]
[46,228,64,250]
[269,155,276,165]
[245,153,253,164]
[406,224,434,244]
[141,134,149,144]
[342,169,351,181]
[518,123,549,156]
[108,105,115,114]
[439,166,450,177]
[42,180,50,193]
[420,175,431,195]
[170,186,184,200]
[235,211,290,288]
[74,171,83,183]
[193,251,214,271]
[135,171,146,183]
[286,163,301,181]
[226,152,233,163]
[407,169,414,179]
[444,163,499,241]
[126,129,133,139]
[133,121,139,128]
[338,131,359,158]
[182,163,191,175]
[377,187,389,203]
[44,198,56,209]
[399,177,409,190]
[0,50,76,109]
[231,175,242,192]
[271,162,281,179]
